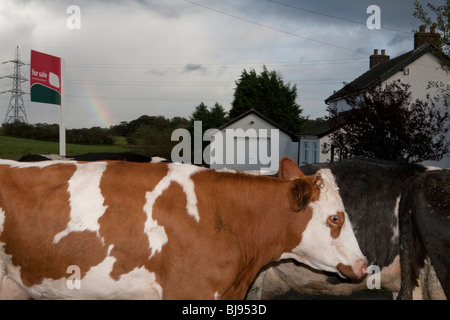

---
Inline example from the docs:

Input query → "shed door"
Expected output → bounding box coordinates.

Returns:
[234,137,270,169]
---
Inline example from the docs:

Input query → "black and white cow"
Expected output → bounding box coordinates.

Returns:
[301,158,427,279]
[248,158,429,299]
[398,169,450,300]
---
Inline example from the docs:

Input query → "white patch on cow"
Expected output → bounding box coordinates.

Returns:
[150,156,167,163]
[0,159,74,169]
[143,163,205,257]
[53,162,108,243]
[380,254,401,292]
[0,208,6,278]
[281,169,366,277]
[0,207,5,234]
[425,166,442,171]
[23,251,163,299]
[391,196,401,243]
[0,231,20,296]
[415,256,446,300]
[0,207,6,282]
[0,275,30,299]
[214,167,271,175]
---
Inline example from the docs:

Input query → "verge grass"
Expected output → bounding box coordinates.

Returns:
[0,135,134,160]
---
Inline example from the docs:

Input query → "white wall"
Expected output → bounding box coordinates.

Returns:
[298,135,333,166]
[208,113,298,173]
[329,52,450,168]
[395,53,450,168]
[319,135,333,163]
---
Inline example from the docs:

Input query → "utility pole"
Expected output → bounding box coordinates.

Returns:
[1,45,28,124]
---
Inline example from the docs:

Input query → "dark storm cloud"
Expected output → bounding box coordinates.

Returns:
[1,0,446,128]
[183,63,206,73]
[135,0,189,18]
[236,0,436,33]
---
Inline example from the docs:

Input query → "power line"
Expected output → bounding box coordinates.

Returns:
[66,80,234,87]
[265,0,411,34]
[66,94,223,102]
[183,0,370,55]
[65,58,366,69]
[66,79,345,87]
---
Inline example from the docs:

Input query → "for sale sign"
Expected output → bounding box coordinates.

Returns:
[30,50,62,105]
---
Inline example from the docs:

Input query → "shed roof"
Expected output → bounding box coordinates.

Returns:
[219,108,298,141]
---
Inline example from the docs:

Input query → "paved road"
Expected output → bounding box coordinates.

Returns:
[273,289,393,300]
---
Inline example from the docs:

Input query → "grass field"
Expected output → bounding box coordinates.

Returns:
[0,135,135,160]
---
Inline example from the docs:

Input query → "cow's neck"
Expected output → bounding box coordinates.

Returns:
[209,173,300,298]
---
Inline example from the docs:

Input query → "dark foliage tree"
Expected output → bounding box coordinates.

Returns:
[189,102,228,131]
[2,122,113,145]
[184,102,228,163]
[126,115,190,157]
[328,80,450,163]
[413,0,450,106]
[66,127,113,145]
[230,66,304,134]
[413,0,450,55]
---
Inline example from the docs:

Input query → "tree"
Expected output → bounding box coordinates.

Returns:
[230,66,304,134]
[328,80,450,163]
[130,115,189,157]
[109,121,130,137]
[189,102,228,131]
[137,125,175,157]
[413,0,450,106]
[302,117,326,131]
[185,102,229,163]
[413,0,450,55]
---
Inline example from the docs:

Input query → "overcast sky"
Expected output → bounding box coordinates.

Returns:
[0,0,443,128]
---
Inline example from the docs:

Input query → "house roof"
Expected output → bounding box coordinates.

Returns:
[325,43,449,103]
[299,111,350,138]
[218,108,298,141]
[299,119,333,138]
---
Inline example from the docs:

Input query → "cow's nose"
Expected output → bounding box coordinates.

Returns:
[337,258,368,279]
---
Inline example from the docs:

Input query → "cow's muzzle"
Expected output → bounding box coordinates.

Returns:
[337,259,368,280]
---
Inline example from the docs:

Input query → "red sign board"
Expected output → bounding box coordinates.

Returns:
[30,50,62,105]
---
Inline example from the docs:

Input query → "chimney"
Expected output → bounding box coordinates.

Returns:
[370,49,390,68]
[414,24,440,49]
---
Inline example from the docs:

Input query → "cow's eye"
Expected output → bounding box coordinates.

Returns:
[328,215,340,224]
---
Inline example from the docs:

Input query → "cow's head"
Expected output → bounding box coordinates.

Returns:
[279,157,367,280]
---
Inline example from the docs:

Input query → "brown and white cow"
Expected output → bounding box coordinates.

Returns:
[0,157,366,299]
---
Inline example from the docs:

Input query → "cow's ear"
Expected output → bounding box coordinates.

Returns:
[279,157,305,180]
[289,178,312,212]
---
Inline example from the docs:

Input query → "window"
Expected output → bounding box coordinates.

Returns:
[303,142,309,163]
[312,142,318,163]
[301,140,320,165]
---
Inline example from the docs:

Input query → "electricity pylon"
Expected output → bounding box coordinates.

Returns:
[1,45,28,124]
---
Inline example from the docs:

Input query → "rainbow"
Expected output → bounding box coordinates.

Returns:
[83,83,115,128]
[71,78,115,128]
